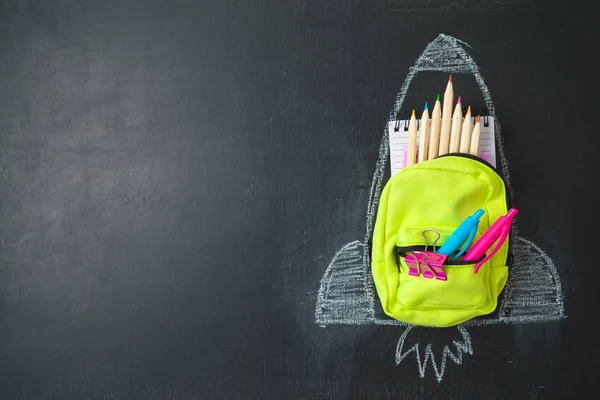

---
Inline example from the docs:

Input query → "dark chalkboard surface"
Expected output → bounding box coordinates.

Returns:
[0,0,597,398]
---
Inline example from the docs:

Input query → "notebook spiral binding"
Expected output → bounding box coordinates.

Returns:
[394,107,490,131]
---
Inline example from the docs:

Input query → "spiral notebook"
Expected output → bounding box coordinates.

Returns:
[388,114,496,176]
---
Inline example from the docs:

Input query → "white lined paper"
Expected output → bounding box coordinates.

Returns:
[388,116,496,176]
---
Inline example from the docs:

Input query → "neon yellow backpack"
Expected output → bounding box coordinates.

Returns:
[370,154,510,327]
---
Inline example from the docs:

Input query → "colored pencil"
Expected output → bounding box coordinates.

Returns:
[438,75,453,155]
[448,96,463,153]
[428,94,442,160]
[459,106,472,153]
[418,102,430,163]
[469,115,482,156]
[406,109,418,166]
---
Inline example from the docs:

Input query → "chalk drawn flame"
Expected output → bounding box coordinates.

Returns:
[396,326,473,383]
[314,34,565,382]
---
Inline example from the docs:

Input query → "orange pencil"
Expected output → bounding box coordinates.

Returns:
[459,106,472,153]
[469,115,482,156]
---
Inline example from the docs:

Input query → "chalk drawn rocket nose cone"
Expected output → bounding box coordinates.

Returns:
[315,34,564,328]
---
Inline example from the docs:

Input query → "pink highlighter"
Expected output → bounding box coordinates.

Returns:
[462,208,519,273]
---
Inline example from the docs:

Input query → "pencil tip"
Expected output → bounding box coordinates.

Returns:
[436,93,440,102]
[457,96,461,104]
[411,109,416,117]
[476,115,481,122]
[449,75,453,83]
[467,105,471,112]
[424,102,428,111]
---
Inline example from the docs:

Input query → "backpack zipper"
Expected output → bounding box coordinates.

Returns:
[394,245,485,266]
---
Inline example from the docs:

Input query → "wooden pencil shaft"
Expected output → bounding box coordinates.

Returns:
[459,108,472,153]
[469,121,481,156]
[448,103,462,153]
[428,101,442,159]
[418,110,430,163]
[439,85,453,155]
[406,114,418,166]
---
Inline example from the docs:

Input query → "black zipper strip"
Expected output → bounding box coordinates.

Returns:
[394,246,486,266]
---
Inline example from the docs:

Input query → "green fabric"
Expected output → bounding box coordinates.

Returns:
[371,155,509,327]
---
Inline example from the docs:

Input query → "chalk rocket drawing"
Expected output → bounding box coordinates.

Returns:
[314,34,565,382]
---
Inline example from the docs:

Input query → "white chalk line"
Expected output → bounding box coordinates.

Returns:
[314,235,565,328]
[313,33,565,383]
[316,33,564,326]
[315,241,375,327]
[395,325,473,383]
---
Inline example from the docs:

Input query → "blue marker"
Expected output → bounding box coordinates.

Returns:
[437,209,485,259]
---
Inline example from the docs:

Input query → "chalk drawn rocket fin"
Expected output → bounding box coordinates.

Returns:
[315,34,565,328]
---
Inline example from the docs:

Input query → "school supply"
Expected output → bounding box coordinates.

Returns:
[371,154,510,327]
[439,76,454,155]
[418,103,430,163]
[459,106,472,153]
[437,209,485,259]
[388,112,495,176]
[428,94,442,160]
[406,251,448,281]
[397,229,448,280]
[448,97,463,153]
[469,115,482,156]
[463,208,519,273]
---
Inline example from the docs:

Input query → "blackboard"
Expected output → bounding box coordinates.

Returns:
[0,0,597,398]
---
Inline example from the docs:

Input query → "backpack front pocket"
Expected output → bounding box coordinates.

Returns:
[396,256,492,310]
[394,225,492,310]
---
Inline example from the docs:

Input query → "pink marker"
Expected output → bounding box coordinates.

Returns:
[463,208,519,273]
